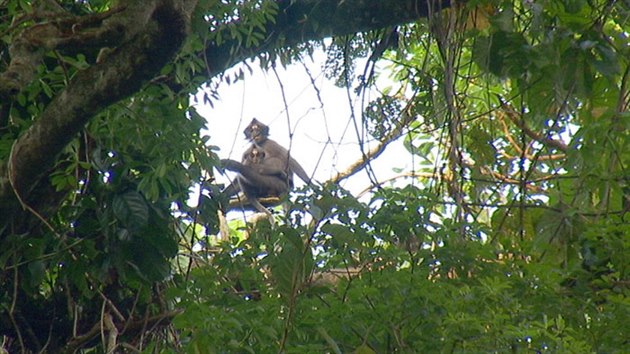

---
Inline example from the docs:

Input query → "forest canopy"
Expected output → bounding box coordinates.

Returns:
[0,0,628,352]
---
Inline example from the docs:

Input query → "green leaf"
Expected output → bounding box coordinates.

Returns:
[354,344,376,354]
[267,233,314,298]
[113,190,149,230]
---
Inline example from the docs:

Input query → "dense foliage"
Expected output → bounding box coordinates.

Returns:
[1,0,628,352]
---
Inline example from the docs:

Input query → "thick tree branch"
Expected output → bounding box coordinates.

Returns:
[0,6,127,99]
[204,0,450,74]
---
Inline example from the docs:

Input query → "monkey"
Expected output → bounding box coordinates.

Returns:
[220,118,311,222]
[222,145,288,198]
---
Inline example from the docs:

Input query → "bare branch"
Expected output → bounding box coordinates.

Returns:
[500,104,569,153]
[331,101,417,183]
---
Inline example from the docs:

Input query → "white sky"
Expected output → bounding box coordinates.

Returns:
[196,50,414,197]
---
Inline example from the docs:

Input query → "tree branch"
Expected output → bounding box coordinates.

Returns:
[331,99,417,183]
[0,6,126,100]
[204,0,451,75]
[500,103,569,153]
[61,310,182,354]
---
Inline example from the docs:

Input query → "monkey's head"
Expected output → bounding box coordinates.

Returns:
[244,118,269,144]
[249,147,265,164]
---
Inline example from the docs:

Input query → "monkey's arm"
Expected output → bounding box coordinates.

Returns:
[222,158,287,179]
[218,159,242,197]
[221,159,251,173]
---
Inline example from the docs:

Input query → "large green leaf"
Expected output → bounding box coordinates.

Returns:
[112,190,149,231]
